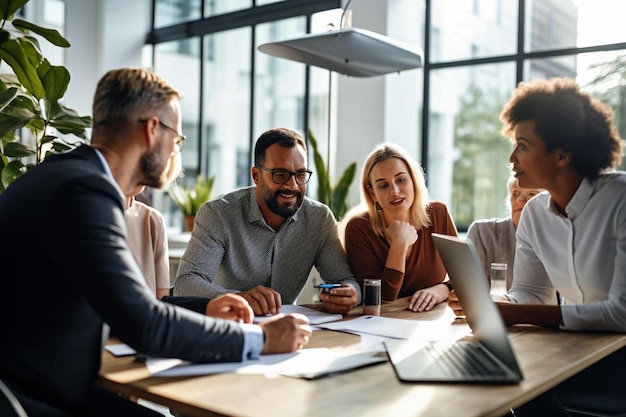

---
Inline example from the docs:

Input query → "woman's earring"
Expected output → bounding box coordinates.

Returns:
[375,201,382,211]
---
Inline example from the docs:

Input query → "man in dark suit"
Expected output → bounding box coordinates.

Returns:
[0,68,311,417]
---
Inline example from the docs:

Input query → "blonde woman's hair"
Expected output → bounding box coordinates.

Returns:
[340,143,431,242]
[163,151,183,185]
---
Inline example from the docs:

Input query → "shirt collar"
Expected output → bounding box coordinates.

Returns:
[92,148,125,201]
[547,177,594,220]
[246,186,301,226]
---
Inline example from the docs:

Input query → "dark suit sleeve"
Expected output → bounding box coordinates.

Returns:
[162,296,210,314]
[42,175,245,362]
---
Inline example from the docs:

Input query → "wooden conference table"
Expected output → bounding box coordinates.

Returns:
[99,298,626,417]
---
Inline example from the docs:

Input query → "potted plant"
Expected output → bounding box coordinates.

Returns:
[307,128,357,220]
[168,174,215,231]
[0,0,92,192]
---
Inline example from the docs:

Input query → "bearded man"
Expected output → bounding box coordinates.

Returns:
[174,127,360,316]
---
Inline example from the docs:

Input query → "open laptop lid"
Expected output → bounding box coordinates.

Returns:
[432,233,523,377]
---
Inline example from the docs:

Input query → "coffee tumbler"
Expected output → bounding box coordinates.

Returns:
[362,279,381,316]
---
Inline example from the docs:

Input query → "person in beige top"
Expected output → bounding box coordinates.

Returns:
[125,185,170,299]
[125,150,182,299]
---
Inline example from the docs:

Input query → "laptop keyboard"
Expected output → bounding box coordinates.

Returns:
[427,342,508,378]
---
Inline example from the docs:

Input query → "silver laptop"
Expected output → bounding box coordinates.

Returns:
[384,233,523,384]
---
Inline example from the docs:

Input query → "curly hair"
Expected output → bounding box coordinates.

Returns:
[500,77,622,179]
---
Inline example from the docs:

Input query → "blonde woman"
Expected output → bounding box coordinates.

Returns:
[341,143,458,312]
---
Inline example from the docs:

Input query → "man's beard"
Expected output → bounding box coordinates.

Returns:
[139,141,167,189]
[260,181,304,218]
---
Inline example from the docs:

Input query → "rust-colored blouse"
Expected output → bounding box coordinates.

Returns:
[344,202,458,301]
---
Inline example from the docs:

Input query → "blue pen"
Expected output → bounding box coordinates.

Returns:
[314,283,342,291]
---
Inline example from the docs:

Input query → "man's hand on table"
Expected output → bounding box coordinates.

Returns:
[237,285,282,316]
[318,284,357,315]
[205,293,254,323]
[260,313,312,354]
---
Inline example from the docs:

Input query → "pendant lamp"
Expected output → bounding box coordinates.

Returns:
[257,26,423,77]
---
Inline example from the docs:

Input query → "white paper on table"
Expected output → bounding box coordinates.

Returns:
[317,315,423,339]
[105,343,137,357]
[253,304,343,325]
[146,348,387,379]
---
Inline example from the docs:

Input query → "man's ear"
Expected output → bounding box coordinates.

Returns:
[251,166,259,185]
[140,117,159,149]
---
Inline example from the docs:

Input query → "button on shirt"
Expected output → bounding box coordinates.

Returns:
[174,186,361,304]
[508,173,626,332]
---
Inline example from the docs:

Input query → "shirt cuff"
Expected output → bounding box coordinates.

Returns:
[240,323,264,360]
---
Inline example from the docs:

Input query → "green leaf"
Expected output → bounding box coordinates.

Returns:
[0,38,45,99]
[49,140,73,152]
[4,141,34,157]
[331,162,357,219]
[0,86,18,111]
[168,175,215,216]
[0,114,30,136]
[0,30,10,45]
[49,114,91,139]
[0,158,26,188]
[307,129,330,203]
[18,37,42,67]
[40,134,55,144]
[39,64,69,101]
[12,18,71,47]
[0,0,28,21]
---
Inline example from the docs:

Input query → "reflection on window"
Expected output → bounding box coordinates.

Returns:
[428,64,515,228]
[204,0,251,17]
[203,27,251,195]
[153,37,201,227]
[431,0,518,62]
[427,0,626,230]
[155,0,201,28]
[254,17,307,135]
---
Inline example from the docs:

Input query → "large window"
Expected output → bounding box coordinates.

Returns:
[148,0,626,231]
[147,0,341,227]
[424,0,626,230]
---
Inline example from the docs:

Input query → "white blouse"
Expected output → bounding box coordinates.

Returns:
[509,173,626,332]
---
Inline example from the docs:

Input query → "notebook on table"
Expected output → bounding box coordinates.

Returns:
[384,233,523,384]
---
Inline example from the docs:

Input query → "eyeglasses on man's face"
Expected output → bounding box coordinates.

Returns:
[138,118,186,153]
[256,164,313,185]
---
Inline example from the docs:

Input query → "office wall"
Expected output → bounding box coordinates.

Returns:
[63,0,152,118]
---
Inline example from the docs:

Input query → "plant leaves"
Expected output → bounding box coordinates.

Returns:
[0,86,18,111]
[0,0,28,21]
[168,175,215,216]
[40,134,55,144]
[0,29,10,45]
[0,38,45,99]
[3,141,34,157]
[39,61,69,101]
[49,140,73,152]
[0,158,26,188]
[307,129,330,203]
[331,162,357,220]
[18,36,42,67]
[0,113,30,136]
[12,18,70,47]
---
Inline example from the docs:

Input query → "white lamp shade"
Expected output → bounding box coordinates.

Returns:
[258,28,423,77]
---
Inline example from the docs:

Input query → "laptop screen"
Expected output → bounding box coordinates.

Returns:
[432,233,522,376]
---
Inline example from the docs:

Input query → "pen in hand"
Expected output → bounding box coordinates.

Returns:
[314,283,342,292]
